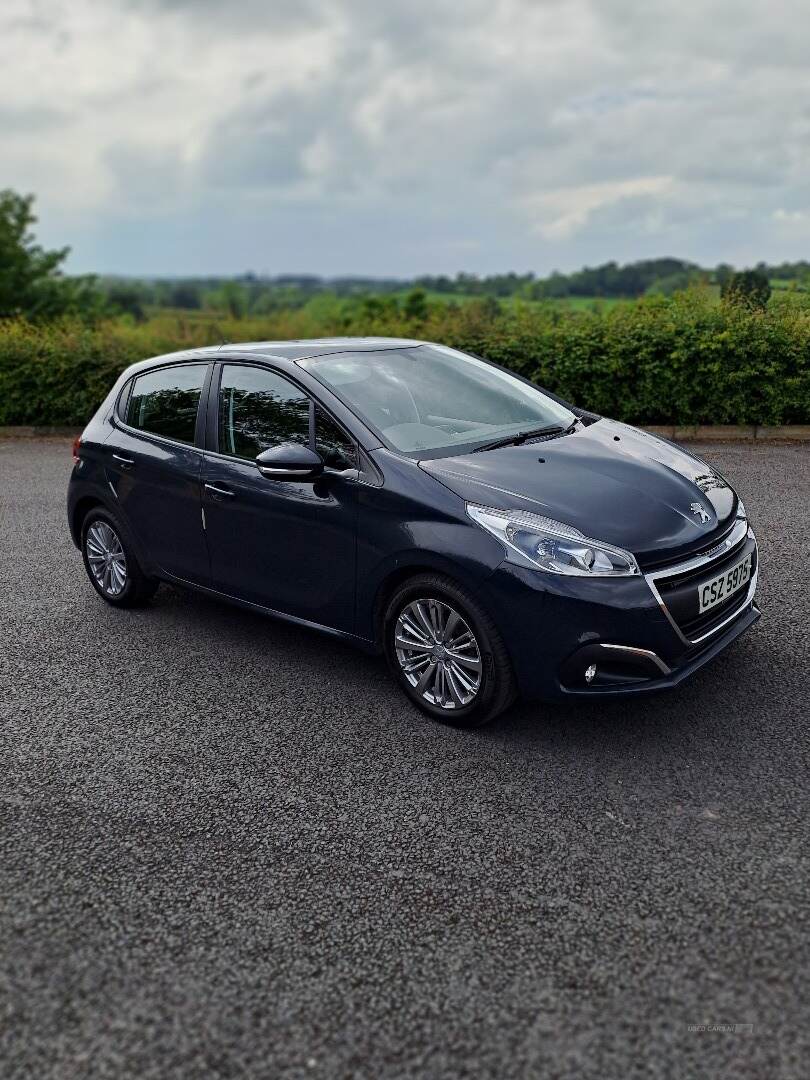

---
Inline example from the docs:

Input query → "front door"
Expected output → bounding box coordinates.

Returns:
[201,363,359,634]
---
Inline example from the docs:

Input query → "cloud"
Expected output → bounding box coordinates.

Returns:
[1,0,808,273]
[523,178,676,239]
[0,105,68,133]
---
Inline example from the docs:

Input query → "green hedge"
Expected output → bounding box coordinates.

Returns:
[1,290,809,426]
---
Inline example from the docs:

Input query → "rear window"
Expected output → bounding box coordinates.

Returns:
[126,364,207,445]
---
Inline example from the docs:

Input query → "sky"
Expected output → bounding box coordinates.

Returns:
[2,0,810,277]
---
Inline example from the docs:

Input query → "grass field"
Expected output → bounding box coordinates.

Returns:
[129,284,809,347]
[129,277,810,331]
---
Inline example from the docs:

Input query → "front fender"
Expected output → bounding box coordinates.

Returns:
[355,518,505,645]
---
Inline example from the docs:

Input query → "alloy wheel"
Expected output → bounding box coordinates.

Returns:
[86,521,127,597]
[394,598,482,710]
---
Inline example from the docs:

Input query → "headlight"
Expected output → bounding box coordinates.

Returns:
[467,503,640,577]
[736,498,747,522]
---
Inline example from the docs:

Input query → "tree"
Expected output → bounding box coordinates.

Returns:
[720,269,771,309]
[0,189,101,319]
[403,287,429,322]
[217,281,248,319]
[165,282,202,310]
[105,281,148,322]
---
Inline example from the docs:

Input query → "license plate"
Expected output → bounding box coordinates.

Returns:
[698,553,752,613]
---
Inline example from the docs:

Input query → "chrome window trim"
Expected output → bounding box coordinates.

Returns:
[111,415,205,455]
[644,519,758,646]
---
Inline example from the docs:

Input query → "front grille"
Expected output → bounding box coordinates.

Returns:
[650,532,756,642]
[640,518,738,572]
[678,590,751,640]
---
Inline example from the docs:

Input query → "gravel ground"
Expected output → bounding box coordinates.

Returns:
[1,439,808,1080]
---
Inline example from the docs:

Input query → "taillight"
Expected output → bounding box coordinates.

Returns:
[72,435,82,464]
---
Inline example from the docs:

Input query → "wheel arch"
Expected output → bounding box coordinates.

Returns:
[376,563,519,724]
[69,492,153,577]
[70,495,106,547]
[370,556,491,649]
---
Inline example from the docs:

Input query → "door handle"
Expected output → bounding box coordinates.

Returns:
[112,453,135,469]
[204,482,236,499]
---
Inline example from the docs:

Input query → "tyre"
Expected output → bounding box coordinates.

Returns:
[80,509,158,608]
[384,573,516,727]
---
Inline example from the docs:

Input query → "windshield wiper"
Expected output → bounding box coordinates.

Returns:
[472,424,566,453]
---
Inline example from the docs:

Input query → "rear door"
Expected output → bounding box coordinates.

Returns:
[105,362,211,585]
[200,362,359,633]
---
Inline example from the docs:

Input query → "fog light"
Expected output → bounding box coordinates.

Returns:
[585,663,597,684]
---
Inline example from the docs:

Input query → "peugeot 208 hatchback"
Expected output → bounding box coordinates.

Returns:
[68,338,760,726]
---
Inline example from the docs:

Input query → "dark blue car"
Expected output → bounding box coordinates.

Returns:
[67,338,760,726]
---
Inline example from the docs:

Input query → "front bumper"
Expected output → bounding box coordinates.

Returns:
[480,527,760,703]
[557,600,760,698]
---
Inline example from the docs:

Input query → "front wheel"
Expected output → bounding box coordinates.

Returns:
[81,509,157,608]
[384,573,516,727]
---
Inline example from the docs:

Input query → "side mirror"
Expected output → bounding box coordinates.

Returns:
[256,443,324,481]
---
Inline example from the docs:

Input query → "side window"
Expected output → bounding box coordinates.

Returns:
[126,364,207,444]
[315,407,357,470]
[219,365,310,460]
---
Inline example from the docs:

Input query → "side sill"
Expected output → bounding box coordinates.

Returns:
[159,572,377,652]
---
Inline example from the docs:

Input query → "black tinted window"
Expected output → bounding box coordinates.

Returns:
[315,408,357,470]
[126,364,207,444]
[219,365,310,460]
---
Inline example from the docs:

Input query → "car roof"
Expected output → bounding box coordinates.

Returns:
[134,337,428,371]
[226,336,426,361]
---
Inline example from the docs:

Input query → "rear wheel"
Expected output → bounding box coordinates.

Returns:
[384,573,516,727]
[81,509,157,608]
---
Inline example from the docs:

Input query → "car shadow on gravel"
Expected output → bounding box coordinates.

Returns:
[149,579,766,766]
[486,630,767,763]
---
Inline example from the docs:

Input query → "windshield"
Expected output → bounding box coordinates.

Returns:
[299,345,576,456]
